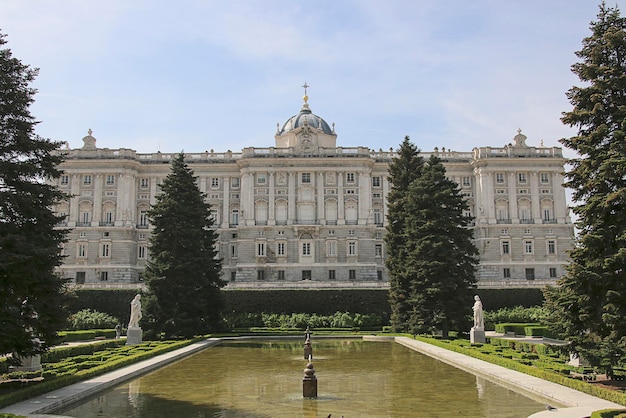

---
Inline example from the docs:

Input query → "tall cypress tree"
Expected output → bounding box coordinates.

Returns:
[386,137,478,335]
[385,137,426,331]
[143,153,224,339]
[544,3,626,377]
[0,32,69,359]
[402,156,478,336]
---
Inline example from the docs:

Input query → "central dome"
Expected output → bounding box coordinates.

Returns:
[279,102,334,135]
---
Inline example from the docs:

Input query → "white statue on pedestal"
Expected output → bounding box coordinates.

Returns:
[128,294,142,328]
[472,295,484,330]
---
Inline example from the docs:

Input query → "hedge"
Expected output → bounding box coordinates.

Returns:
[66,287,545,325]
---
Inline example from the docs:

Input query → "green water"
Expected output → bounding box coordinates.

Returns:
[57,339,548,417]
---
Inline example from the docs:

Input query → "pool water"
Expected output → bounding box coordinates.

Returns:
[57,339,549,417]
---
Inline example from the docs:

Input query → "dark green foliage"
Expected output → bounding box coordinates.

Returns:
[143,153,224,338]
[68,309,119,330]
[386,137,478,335]
[483,305,547,330]
[66,289,139,325]
[222,289,391,317]
[543,3,626,377]
[477,288,544,310]
[0,32,70,358]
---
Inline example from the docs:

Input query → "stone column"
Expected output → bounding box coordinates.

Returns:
[288,172,296,225]
[317,172,324,224]
[69,174,80,226]
[222,177,230,228]
[508,172,518,223]
[337,172,345,225]
[268,172,276,225]
[92,174,102,225]
[358,169,372,224]
[530,172,540,222]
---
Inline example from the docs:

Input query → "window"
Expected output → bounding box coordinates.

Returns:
[501,228,509,235]
[547,240,556,255]
[518,173,527,184]
[501,241,510,255]
[105,211,114,224]
[328,270,336,280]
[377,270,383,280]
[100,271,108,281]
[230,177,240,188]
[101,243,110,257]
[375,244,383,257]
[346,172,355,183]
[78,244,87,258]
[60,175,69,185]
[257,173,266,184]
[549,267,557,278]
[540,173,550,184]
[543,208,553,221]
[372,176,381,187]
[138,233,146,240]
[76,272,86,284]
[231,209,239,226]
[257,270,265,280]
[373,209,382,225]
[79,231,87,238]
[349,270,356,280]
[328,230,335,236]
[140,178,149,188]
[230,271,236,281]
[495,173,505,184]
[211,177,219,188]
[302,242,311,256]
[83,175,92,185]
[138,246,146,259]
[524,240,533,254]
[230,244,238,259]
[277,242,285,256]
[503,268,511,278]
[103,231,110,238]
[327,241,337,256]
[258,230,264,236]
[278,270,285,280]
[348,241,357,256]
[524,228,532,235]
[256,242,265,257]
[525,268,535,280]
[348,229,355,236]
[278,230,285,235]
[106,175,115,185]
[139,210,148,227]
[81,211,91,224]
[301,173,311,183]
[462,176,471,187]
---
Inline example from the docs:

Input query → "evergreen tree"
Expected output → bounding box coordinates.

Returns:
[543,3,626,377]
[143,153,224,339]
[386,138,478,335]
[0,32,69,359]
[385,137,426,331]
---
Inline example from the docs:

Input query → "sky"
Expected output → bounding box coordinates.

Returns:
[0,1,606,156]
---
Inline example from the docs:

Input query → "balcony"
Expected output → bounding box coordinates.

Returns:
[542,219,557,224]
[520,219,535,224]
[76,222,91,227]
[99,222,115,227]
[136,224,149,229]
[496,219,512,224]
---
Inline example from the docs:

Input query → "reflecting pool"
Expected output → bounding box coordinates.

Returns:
[57,339,549,417]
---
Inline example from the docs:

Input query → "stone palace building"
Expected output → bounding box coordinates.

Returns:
[52,93,574,289]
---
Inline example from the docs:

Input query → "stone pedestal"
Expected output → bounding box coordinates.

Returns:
[303,362,317,398]
[10,355,42,372]
[126,327,143,345]
[470,327,486,344]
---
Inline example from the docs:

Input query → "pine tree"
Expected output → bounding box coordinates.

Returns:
[143,153,224,339]
[386,137,478,335]
[0,32,69,359]
[543,3,626,377]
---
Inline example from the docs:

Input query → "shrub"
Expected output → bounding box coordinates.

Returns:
[69,309,119,330]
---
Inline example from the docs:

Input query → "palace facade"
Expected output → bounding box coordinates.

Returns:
[52,95,574,289]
